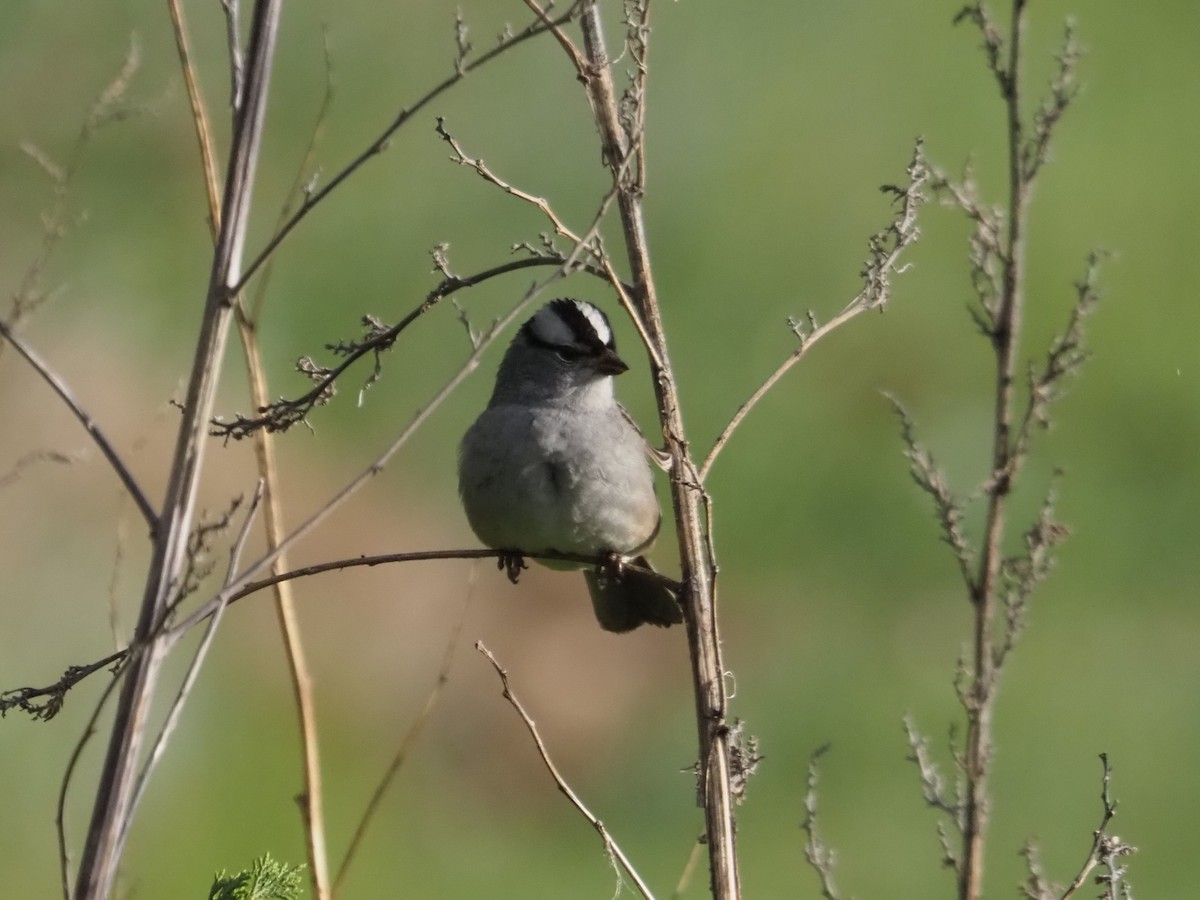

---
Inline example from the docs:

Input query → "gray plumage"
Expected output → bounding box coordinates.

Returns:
[458,299,681,632]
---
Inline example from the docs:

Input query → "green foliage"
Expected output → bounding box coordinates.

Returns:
[208,854,305,900]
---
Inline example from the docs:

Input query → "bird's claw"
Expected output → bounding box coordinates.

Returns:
[601,551,627,578]
[497,550,527,584]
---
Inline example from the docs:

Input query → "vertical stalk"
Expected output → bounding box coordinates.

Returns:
[72,3,283,897]
[577,6,740,898]
[960,2,1027,897]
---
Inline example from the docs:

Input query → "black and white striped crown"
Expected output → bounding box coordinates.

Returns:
[523,298,615,355]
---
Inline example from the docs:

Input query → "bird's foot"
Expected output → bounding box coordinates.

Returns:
[601,551,627,579]
[497,550,527,584]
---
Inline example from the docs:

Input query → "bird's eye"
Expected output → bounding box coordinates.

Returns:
[554,346,584,362]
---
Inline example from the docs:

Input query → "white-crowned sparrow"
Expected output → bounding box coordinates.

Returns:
[458,298,682,632]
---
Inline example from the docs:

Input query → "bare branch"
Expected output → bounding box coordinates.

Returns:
[233,2,585,294]
[522,0,588,77]
[929,163,1005,334]
[1023,19,1082,183]
[954,2,1009,96]
[994,480,1069,668]
[210,255,579,440]
[1,652,125,721]
[1019,840,1057,900]
[73,2,284,893]
[220,0,245,110]
[334,587,471,894]
[800,744,842,900]
[1008,250,1104,470]
[3,548,678,719]
[1061,755,1136,900]
[0,320,157,531]
[701,140,928,481]
[436,117,592,248]
[476,641,657,900]
[122,483,265,847]
[903,716,963,824]
[888,396,977,592]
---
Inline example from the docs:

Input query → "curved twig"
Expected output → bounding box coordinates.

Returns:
[476,641,657,900]
[0,321,157,531]
[210,254,608,440]
[232,2,585,295]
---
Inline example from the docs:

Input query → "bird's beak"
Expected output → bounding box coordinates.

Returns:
[594,348,629,376]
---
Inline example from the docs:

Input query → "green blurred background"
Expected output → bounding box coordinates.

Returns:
[2,1,1197,897]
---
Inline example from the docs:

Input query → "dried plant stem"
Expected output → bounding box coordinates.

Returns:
[56,668,124,900]
[476,642,656,900]
[961,2,1029,896]
[333,589,471,896]
[575,5,738,896]
[72,3,282,896]
[246,330,332,900]
[121,483,264,846]
[168,3,332,893]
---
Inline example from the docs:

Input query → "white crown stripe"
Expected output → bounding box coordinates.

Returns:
[574,301,612,346]
[530,299,613,350]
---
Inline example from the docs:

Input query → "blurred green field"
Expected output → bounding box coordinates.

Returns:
[2,1,1197,897]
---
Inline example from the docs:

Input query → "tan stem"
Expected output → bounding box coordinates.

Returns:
[577,6,740,897]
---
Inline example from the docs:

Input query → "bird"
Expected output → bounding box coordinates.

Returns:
[458,298,682,632]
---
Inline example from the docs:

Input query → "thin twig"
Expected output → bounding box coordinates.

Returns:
[333,584,473,895]
[1060,754,1135,900]
[800,744,842,900]
[3,548,678,718]
[120,483,264,846]
[3,36,142,363]
[55,664,127,900]
[233,2,585,295]
[476,641,656,900]
[668,840,704,900]
[700,140,928,482]
[169,550,677,643]
[435,116,665,371]
[1,652,125,721]
[220,0,245,111]
[0,320,157,531]
[167,0,221,231]
[172,3,334,890]
[958,3,1032,894]
[437,117,587,244]
[211,255,581,439]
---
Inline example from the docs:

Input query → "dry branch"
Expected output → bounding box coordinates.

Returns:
[71,3,284,896]
[476,642,656,900]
